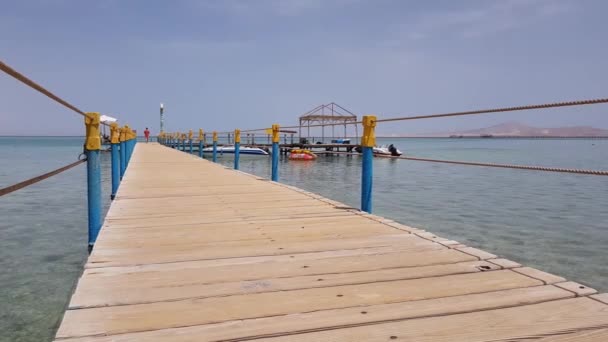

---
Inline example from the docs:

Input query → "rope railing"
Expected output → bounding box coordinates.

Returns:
[234,97,608,133]
[0,59,112,126]
[398,156,608,176]
[374,98,608,123]
[0,59,138,249]
[0,159,86,197]
[316,151,608,176]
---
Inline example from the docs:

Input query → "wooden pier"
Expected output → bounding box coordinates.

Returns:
[55,143,608,341]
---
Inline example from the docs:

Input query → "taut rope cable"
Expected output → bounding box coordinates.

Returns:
[375,98,608,123]
[238,98,608,132]
[0,59,110,126]
[398,156,608,176]
[0,159,87,197]
[317,151,608,176]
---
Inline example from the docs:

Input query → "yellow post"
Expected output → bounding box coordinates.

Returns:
[84,113,101,151]
[198,129,203,141]
[361,115,377,147]
[272,124,280,143]
[234,129,241,143]
[110,123,119,144]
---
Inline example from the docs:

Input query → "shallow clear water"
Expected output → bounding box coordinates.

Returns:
[0,137,111,342]
[1,136,606,341]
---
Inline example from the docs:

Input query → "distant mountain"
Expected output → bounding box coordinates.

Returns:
[418,122,608,137]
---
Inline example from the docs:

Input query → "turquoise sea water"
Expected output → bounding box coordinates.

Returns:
[1,136,607,341]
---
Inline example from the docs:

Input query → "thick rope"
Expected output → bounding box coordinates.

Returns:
[239,98,608,133]
[375,98,608,123]
[316,151,608,176]
[0,159,86,197]
[0,59,109,125]
[398,156,608,176]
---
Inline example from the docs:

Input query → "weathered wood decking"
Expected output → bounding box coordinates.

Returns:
[55,143,608,341]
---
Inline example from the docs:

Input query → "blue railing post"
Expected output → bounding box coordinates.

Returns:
[234,129,241,170]
[124,125,133,166]
[84,112,102,251]
[212,131,218,162]
[180,135,185,151]
[360,115,376,213]
[119,126,126,179]
[189,130,193,154]
[110,123,120,200]
[198,129,204,158]
[271,124,279,181]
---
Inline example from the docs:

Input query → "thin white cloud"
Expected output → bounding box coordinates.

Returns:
[407,0,574,40]
[195,0,360,17]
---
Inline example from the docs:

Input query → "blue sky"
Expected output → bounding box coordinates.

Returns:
[1,0,607,136]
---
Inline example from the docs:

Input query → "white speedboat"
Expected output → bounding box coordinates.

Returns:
[373,144,402,157]
[202,145,269,155]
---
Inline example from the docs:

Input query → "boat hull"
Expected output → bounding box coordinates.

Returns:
[202,147,268,155]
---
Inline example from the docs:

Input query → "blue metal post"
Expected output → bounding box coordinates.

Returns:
[110,125,120,200]
[84,113,102,250]
[234,129,241,170]
[271,124,279,182]
[124,126,133,166]
[198,129,204,158]
[212,131,218,162]
[189,139,193,154]
[120,128,126,179]
[361,147,373,213]
[126,138,132,165]
[360,115,376,213]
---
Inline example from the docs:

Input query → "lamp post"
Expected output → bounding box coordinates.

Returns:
[160,103,164,134]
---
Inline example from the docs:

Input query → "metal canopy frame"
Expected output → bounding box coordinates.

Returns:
[298,103,358,142]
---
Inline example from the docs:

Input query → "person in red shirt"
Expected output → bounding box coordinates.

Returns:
[144,127,150,142]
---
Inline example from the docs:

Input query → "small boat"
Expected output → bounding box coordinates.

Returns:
[289,149,317,161]
[373,144,402,157]
[202,145,268,155]
[331,138,351,144]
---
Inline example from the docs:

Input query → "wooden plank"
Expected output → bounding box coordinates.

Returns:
[240,298,608,342]
[84,244,439,271]
[591,293,608,304]
[56,270,541,338]
[555,281,598,296]
[534,329,608,341]
[71,259,499,308]
[87,233,444,268]
[513,267,566,284]
[92,219,403,248]
[55,286,573,342]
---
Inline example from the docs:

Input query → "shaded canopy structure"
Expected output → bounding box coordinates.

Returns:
[298,103,358,142]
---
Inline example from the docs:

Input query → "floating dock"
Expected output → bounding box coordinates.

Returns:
[55,143,608,341]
